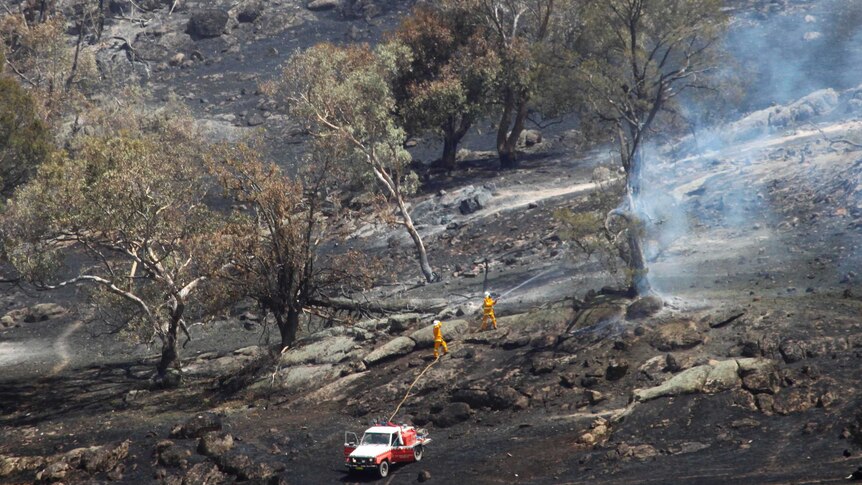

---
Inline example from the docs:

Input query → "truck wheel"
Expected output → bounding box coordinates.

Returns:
[378,459,390,478]
[413,445,423,461]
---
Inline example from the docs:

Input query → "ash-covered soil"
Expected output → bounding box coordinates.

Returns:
[4,0,862,484]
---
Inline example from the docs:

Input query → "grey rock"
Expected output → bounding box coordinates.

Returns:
[363,337,415,366]
[703,360,741,393]
[237,1,262,22]
[633,365,711,402]
[24,303,67,322]
[742,369,781,395]
[247,113,266,126]
[387,313,421,332]
[605,359,629,381]
[625,296,663,319]
[488,386,529,410]
[187,10,229,39]
[651,320,703,351]
[434,402,471,428]
[281,336,357,366]
[197,432,234,457]
[518,129,543,147]
[157,443,191,468]
[181,462,228,485]
[779,339,806,363]
[307,0,339,11]
[80,440,130,474]
[170,413,222,439]
[451,388,491,408]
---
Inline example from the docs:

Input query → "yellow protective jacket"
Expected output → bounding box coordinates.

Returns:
[433,324,443,341]
[483,296,496,314]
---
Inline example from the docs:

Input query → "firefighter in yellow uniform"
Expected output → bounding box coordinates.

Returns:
[481,291,497,330]
[433,320,448,358]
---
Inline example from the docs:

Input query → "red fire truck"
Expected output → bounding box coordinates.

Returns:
[343,422,431,478]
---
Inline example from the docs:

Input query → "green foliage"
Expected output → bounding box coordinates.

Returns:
[574,0,728,168]
[0,77,52,196]
[280,43,437,282]
[2,116,228,373]
[282,43,415,194]
[388,3,499,154]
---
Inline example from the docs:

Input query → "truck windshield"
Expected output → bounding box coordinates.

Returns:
[361,433,391,445]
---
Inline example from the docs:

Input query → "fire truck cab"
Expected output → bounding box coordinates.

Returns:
[343,422,431,478]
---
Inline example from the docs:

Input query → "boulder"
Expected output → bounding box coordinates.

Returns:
[410,185,492,223]
[651,320,703,351]
[80,440,130,474]
[236,1,262,22]
[170,413,223,439]
[187,10,229,39]
[616,443,659,461]
[36,460,72,482]
[280,336,358,365]
[387,313,422,332]
[585,389,605,405]
[625,296,663,319]
[307,0,339,11]
[634,358,775,402]
[772,389,816,415]
[605,359,629,381]
[488,386,529,410]
[530,355,557,375]
[434,402,471,428]
[157,443,192,468]
[633,365,710,402]
[215,452,279,481]
[703,360,741,393]
[741,368,781,395]
[409,319,470,348]
[181,463,228,485]
[451,388,492,408]
[269,363,339,391]
[24,303,67,322]
[0,455,46,477]
[518,129,542,147]
[363,337,415,366]
[779,339,807,363]
[247,113,266,127]
[197,432,234,457]
[458,189,492,215]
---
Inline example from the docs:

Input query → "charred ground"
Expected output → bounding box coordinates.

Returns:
[3,0,862,484]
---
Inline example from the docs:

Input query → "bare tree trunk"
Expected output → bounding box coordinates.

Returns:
[276,307,301,350]
[395,194,435,282]
[497,91,530,170]
[496,91,515,169]
[623,146,650,296]
[65,24,85,92]
[156,321,181,387]
[440,117,471,171]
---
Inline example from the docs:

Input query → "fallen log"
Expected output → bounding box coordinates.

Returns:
[310,296,448,315]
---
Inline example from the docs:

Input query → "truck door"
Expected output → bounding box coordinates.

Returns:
[391,431,412,462]
[344,432,358,457]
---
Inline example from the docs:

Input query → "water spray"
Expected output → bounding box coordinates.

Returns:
[497,267,558,300]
